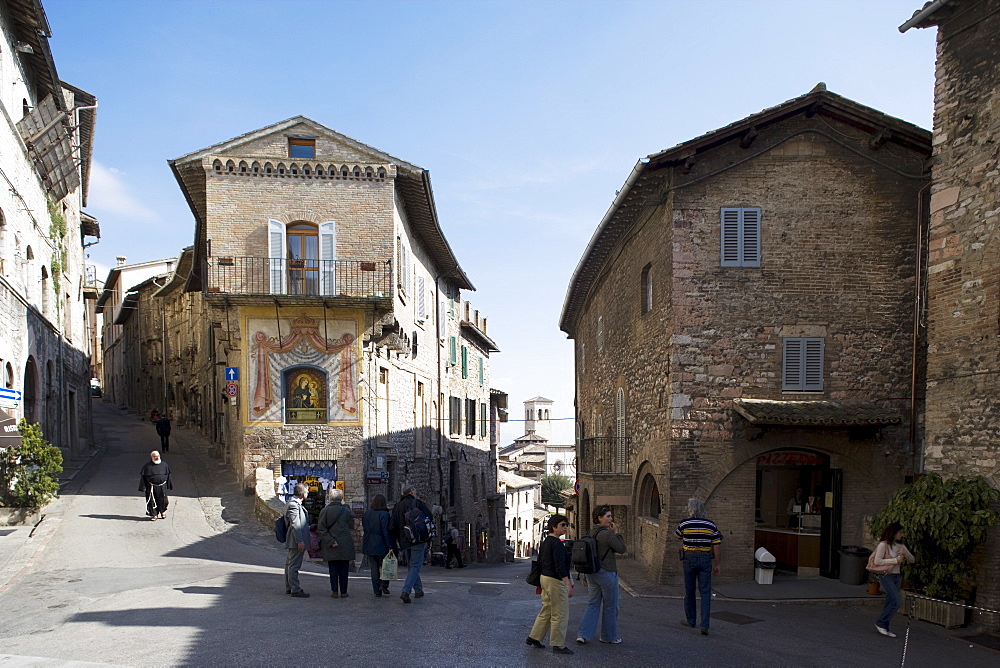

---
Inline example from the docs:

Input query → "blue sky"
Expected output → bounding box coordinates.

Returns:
[46,0,936,445]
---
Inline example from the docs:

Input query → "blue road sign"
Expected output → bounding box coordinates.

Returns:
[225,367,240,381]
[0,388,22,401]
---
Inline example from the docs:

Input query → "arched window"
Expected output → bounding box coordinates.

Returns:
[641,262,653,314]
[615,388,627,472]
[4,361,14,389]
[639,473,661,520]
[23,356,38,423]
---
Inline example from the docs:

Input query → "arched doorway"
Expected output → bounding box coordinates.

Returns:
[23,356,38,424]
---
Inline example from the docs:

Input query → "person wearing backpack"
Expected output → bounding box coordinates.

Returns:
[284,483,311,597]
[317,487,356,598]
[575,505,627,645]
[390,485,432,603]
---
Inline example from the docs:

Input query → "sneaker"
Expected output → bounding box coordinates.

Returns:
[700,629,708,636]
[414,590,424,598]
[552,647,574,655]
[600,638,622,644]
[525,637,545,649]
[575,637,587,645]
[876,625,897,638]
[289,591,310,598]
[400,592,411,603]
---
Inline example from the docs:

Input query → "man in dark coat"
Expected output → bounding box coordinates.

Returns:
[139,450,172,520]
[155,415,172,452]
[390,485,433,603]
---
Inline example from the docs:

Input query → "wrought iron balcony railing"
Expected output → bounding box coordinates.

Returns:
[204,257,392,299]
[579,436,632,474]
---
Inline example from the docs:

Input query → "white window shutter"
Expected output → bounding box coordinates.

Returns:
[318,221,336,296]
[741,208,761,267]
[416,275,426,321]
[268,219,286,294]
[803,338,824,391]
[782,338,803,390]
[720,208,741,266]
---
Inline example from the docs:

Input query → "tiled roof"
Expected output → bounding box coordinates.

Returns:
[732,398,901,427]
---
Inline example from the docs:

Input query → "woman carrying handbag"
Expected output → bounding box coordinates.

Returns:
[872,522,915,638]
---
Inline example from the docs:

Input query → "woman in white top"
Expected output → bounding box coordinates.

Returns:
[873,522,915,638]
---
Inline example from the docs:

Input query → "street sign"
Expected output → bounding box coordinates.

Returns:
[0,388,22,401]
[0,408,21,450]
[226,382,238,397]
[366,471,389,479]
[224,367,240,381]
[574,480,580,494]
[0,398,18,409]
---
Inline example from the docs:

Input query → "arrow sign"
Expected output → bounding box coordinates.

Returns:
[0,388,22,401]
[225,367,239,381]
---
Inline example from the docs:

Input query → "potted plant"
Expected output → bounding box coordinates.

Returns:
[869,473,998,628]
[866,571,881,596]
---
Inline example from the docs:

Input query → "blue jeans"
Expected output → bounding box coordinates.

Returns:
[683,552,713,630]
[577,569,620,642]
[877,573,901,630]
[402,542,426,594]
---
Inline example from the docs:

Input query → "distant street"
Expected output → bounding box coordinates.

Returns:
[0,401,994,667]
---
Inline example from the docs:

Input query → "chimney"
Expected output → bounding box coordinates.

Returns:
[116,256,127,266]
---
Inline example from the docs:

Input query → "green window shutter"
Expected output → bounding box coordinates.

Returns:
[480,402,487,437]
[449,336,457,364]
[478,357,484,387]
[461,346,468,378]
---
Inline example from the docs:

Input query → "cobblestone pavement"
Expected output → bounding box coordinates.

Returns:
[0,400,996,666]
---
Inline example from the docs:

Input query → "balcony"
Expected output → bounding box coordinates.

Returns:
[579,437,632,474]
[204,257,392,305]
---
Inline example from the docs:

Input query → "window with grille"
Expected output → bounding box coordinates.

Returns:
[782,338,824,391]
[720,207,761,267]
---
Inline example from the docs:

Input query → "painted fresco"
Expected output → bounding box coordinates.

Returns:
[245,313,361,425]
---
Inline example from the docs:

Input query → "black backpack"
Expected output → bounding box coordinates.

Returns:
[572,528,609,574]
[403,501,430,544]
[274,515,288,543]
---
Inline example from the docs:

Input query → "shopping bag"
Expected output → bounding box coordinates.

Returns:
[381,551,399,581]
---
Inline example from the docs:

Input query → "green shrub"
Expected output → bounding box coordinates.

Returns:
[541,473,572,508]
[0,421,63,510]
[869,472,998,601]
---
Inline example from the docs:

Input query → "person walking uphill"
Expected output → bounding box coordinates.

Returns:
[284,483,311,598]
[138,450,172,520]
[390,485,433,603]
[675,498,722,635]
[317,487,356,598]
[362,493,396,597]
[526,514,575,655]
[576,505,627,645]
[873,522,915,638]
[154,414,171,452]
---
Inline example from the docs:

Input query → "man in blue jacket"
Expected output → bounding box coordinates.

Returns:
[285,483,311,597]
[390,485,433,603]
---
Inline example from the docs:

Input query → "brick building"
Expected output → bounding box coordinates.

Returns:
[104,117,505,561]
[901,0,1000,627]
[0,0,99,458]
[560,87,932,584]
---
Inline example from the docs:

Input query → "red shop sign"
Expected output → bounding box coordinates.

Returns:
[756,451,824,468]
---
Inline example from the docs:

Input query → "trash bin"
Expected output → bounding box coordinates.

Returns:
[838,545,872,585]
[754,547,776,585]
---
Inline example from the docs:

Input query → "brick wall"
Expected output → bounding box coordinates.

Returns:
[923,1,1000,627]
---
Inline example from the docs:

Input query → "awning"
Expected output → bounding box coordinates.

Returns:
[732,398,901,427]
[0,408,22,450]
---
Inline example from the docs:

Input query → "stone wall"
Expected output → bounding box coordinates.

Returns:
[922,0,1000,627]
[574,102,930,583]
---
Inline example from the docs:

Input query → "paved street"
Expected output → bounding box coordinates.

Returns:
[0,401,995,667]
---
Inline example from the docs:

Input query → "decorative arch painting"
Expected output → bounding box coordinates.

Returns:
[243,310,362,426]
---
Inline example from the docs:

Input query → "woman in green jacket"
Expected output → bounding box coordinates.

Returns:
[317,487,356,598]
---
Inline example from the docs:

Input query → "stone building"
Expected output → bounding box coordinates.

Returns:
[499,396,576,480]
[901,0,1000,627]
[560,87,932,584]
[0,0,99,457]
[499,469,542,558]
[103,117,505,561]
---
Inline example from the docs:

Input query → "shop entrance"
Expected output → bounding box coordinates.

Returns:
[754,450,841,578]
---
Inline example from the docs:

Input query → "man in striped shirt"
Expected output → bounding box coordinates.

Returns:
[674,498,722,634]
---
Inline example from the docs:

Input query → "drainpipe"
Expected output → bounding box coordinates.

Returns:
[910,181,932,471]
